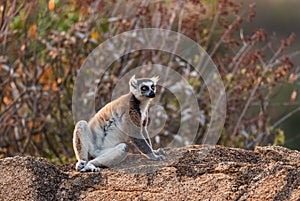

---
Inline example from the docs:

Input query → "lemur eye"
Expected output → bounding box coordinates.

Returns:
[151,85,155,90]
[141,86,148,91]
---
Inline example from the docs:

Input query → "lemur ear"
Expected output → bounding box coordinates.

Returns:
[129,75,137,88]
[151,75,159,84]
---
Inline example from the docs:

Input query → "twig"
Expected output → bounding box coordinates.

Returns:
[204,10,220,50]
[272,107,300,129]
[0,90,27,122]
[232,56,267,137]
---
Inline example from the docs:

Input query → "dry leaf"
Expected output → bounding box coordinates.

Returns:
[289,73,296,84]
[290,90,297,103]
[3,97,10,104]
[48,0,55,11]
[90,31,99,40]
[34,134,41,143]
[28,24,37,38]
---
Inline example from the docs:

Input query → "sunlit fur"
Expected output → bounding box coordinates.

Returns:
[73,75,165,172]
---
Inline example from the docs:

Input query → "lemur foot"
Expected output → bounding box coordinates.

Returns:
[80,163,100,172]
[75,160,87,171]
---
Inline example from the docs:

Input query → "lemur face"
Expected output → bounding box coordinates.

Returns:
[140,81,156,98]
[129,75,159,100]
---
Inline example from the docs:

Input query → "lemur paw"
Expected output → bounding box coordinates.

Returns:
[75,160,87,171]
[155,154,166,161]
[152,154,166,161]
[80,163,100,172]
[148,149,166,161]
[153,148,166,156]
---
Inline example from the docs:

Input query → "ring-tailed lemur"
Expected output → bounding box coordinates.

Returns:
[73,75,165,172]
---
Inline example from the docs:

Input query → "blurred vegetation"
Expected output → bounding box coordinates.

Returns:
[239,0,300,151]
[0,0,298,163]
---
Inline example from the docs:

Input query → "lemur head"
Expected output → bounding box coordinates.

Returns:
[129,75,159,100]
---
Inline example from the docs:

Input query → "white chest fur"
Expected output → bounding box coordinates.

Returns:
[140,101,150,122]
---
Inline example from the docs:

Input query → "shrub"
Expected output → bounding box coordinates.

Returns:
[0,0,296,162]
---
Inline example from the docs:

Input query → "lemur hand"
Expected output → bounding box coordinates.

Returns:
[148,148,166,161]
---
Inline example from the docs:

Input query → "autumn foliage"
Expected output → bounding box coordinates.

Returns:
[0,0,296,162]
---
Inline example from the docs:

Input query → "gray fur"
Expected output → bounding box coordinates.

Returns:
[73,75,165,172]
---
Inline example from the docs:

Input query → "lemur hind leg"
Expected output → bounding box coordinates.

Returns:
[80,143,129,172]
[73,120,93,171]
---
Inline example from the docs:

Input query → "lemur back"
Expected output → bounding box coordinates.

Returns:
[73,75,165,172]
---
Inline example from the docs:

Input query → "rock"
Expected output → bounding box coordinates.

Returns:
[1,145,300,201]
[0,156,66,201]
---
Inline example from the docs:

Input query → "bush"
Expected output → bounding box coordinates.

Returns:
[0,0,296,162]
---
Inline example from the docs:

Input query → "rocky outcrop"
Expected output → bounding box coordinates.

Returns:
[1,145,300,201]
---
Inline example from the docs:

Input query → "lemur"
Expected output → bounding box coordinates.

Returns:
[73,75,166,172]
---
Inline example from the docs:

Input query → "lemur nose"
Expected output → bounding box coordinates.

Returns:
[148,91,155,98]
